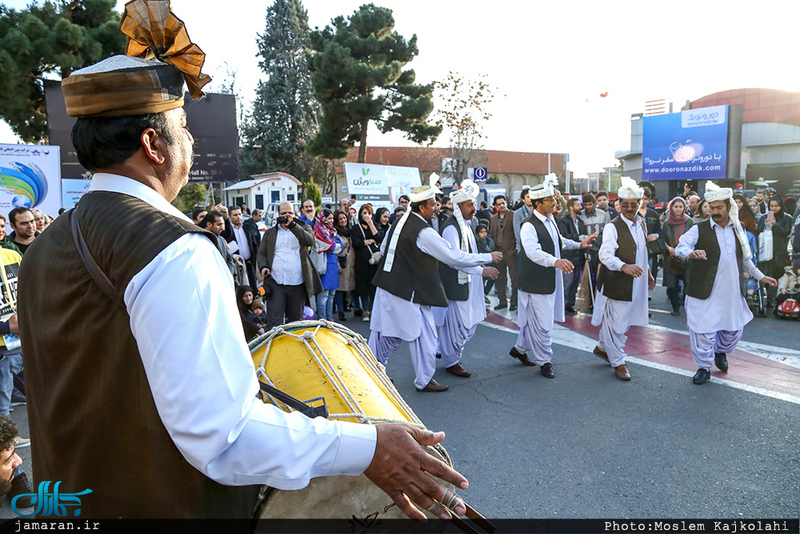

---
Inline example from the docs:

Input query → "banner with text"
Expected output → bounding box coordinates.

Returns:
[642,105,728,181]
[0,143,61,219]
[344,163,422,212]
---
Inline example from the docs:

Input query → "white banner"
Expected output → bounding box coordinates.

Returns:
[0,143,62,219]
[344,162,422,212]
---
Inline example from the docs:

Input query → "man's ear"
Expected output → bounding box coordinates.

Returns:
[141,128,167,164]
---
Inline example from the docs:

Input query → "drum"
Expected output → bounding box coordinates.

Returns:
[249,319,453,520]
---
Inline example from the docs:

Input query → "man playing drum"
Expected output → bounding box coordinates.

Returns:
[18,0,467,520]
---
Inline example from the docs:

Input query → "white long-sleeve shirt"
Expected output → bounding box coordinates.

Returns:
[90,174,376,489]
[675,219,764,332]
[372,213,491,340]
[590,214,649,328]
[440,219,487,329]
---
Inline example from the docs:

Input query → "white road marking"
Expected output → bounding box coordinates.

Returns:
[480,321,800,406]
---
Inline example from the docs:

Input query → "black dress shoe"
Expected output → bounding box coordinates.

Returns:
[540,362,554,378]
[509,304,517,312]
[670,306,679,316]
[510,346,536,366]
[692,368,711,385]
[565,306,576,315]
[494,303,508,310]
[714,352,729,372]
[436,353,441,359]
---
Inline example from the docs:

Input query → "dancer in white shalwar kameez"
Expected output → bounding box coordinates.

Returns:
[369,186,499,392]
[436,180,499,378]
[674,182,777,385]
[591,177,655,381]
[510,177,595,378]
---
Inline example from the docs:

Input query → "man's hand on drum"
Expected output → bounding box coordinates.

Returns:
[364,423,468,521]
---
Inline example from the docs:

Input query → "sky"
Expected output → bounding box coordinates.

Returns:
[3,0,800,178]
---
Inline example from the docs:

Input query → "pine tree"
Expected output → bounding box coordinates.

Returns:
[0,0,126,143]
[306,3,441,163]
[239,0,321,182]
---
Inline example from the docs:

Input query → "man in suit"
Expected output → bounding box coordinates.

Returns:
[257,201,322,328]
[489,195,517,310]
[228,206,261,288]
[557,198,588,314]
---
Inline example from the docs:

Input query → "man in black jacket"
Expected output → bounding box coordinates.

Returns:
[557,198,588,314]
[228,206,261,287]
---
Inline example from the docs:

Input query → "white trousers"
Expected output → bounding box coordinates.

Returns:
[437,304,478,368]
[596,299,632,368]
[514,295,553,366]
[369,320,438,390]
[689,329,742,370]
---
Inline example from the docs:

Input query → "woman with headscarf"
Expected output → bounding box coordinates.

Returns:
[757,195,793,307]
[333,209,356,321]
[312,208,342,320]
[734,193,760,301]
[658,197,693,315]
[351,204,381,321]
[372,207,391,239]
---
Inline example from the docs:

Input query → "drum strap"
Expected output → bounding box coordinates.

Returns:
[258,381,329,419]
[70,208,127,310]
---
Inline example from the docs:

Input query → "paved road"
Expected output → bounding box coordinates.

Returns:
[1,286,797,521]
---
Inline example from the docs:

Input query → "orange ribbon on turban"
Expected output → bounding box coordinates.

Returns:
[120,0,211,99]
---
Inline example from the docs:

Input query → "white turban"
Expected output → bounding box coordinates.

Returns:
[704,181,752,259]
[617,176,644,200]
[530,173,559,200]
[410,185,441,203]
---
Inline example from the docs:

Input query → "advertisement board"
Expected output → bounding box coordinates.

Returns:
[44,80,239,184]
[642,105,728,181]
[0,143,61,219]
[344,163,422,211]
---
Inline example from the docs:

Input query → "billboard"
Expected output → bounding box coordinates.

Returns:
[0,143,61,219]
[344,163,422,211]
[642,105,728,181]
[45,80,239,184]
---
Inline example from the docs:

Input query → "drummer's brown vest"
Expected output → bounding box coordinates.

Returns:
[18,191,260,519]
[517,213,563,295]
[372,213,448,307]
[438,215,471,302]
[596,216,641,302]
[685,220,746,300]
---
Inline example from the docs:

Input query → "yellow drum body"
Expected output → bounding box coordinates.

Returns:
[250,320,415,425]
[248,320,453,520]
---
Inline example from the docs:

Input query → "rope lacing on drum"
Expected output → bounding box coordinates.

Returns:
[249,320,425,429]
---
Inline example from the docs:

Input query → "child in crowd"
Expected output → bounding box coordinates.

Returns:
[236,285,263,340]
[249,299,268,331]
[475,224,496,301]
[777,265,800,303]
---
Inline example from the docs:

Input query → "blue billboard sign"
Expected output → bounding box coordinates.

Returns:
[642,105,728,181]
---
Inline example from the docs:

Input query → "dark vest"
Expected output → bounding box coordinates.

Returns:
[685,220,745,300]
[518,213,562,295]
[438,215,472,302]
[596,216,640,302]
[18,191,260,519]
[372,213,448,307]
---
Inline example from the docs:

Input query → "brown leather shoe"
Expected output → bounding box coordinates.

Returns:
[593,346,609,363]
[445,362,471,377]
[614,364,631,381]
[416,379,449,392]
